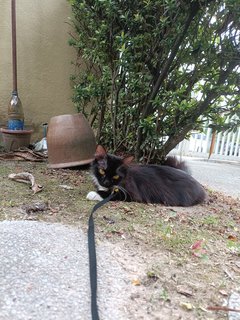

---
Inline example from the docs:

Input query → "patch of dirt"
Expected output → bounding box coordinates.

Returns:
[0,159,240,320]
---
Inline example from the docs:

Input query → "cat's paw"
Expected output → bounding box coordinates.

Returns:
[86,191,103,201]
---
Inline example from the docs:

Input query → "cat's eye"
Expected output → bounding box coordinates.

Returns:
[99,168,105,175]
[113,175,119,180]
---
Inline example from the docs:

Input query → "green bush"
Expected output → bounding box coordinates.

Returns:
[68,0,239,162]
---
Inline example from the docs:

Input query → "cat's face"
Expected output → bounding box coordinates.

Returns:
[92,145,133,189]
[92,154,123,189]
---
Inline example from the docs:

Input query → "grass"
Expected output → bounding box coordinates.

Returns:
[0,160,239,256]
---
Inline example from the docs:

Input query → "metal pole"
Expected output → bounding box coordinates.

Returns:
[11,0,17,93]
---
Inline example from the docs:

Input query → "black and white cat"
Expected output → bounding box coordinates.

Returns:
[86,145,206,206]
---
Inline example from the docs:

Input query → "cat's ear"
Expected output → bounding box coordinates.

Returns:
[123,155,134,165]
[95,145,107,160]
[95,145,107,169]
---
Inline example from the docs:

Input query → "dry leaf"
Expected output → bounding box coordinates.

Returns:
[190,239,208,259]
[122,206,133,214]
[177,286,193,297]
[191,239,204,250]
[180,302,194,311]
[219,290,228,296]
[22,202,49,214]
[32,184,43,194]
[103,216,115,224]
[228,235,238,242]
[132,278,141,286]
[59,184,74,190]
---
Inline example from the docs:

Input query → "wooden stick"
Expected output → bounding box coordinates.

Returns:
[208,130,216,159]
[207,306,240,313]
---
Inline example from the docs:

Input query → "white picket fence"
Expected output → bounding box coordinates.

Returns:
[172,125,240,161]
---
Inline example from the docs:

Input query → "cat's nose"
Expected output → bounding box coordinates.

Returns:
[104,179,111,187]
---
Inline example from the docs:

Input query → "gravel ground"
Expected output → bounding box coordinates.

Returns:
[0,221,129,320]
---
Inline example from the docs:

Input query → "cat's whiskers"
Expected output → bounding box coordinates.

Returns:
[90,173,109,192]
[113,185,131,201]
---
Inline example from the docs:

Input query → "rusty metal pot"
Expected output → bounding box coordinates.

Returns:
[47,114,96,168]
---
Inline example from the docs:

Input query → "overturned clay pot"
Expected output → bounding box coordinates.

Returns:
[47,113,96,169]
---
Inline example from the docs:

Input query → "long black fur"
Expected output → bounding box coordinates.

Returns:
[90,146,206,207]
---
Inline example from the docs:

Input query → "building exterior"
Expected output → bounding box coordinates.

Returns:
[0,0,76,142]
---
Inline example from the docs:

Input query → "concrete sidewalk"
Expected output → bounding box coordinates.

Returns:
[0,221,129,320]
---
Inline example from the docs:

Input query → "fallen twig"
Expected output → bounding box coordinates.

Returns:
[207,306,240,313]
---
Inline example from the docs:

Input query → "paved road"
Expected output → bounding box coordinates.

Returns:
[0,221,129,320]
[185,157,240,199]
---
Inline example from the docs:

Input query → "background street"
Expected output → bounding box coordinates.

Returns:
[185,157,240,199]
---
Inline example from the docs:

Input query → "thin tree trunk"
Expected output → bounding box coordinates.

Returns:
[161,58,239,157]
[135,1,202,160]
[96,102,106,142]
[141,1,201,119]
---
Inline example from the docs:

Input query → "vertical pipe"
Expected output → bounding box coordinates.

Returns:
[12,0,17,93]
